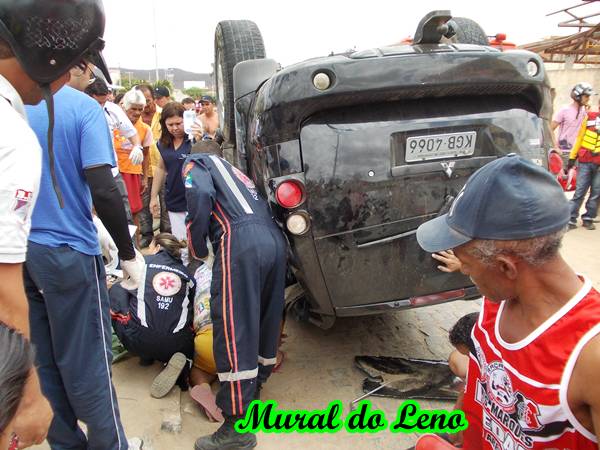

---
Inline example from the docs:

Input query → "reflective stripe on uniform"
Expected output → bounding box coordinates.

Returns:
[93,258,124,449]
[136,263,148,327]
[172,280,193,333]
[209,155,254,215]
[258,355,277,366]
[217,368,258,382]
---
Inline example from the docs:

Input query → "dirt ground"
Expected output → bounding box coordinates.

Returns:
[32,224,600,450]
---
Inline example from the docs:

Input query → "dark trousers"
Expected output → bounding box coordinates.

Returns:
[570,161,600,222]
[139,177,171,242]
[109,284,194,362]
[209,219,286,417]
[24,243,127,450]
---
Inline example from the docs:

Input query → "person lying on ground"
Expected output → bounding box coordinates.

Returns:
[109,233,196,398]
[189,259,219,420]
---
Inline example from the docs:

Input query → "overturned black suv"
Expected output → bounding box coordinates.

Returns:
[213,11,553,328]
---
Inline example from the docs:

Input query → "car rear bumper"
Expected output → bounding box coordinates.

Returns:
[333,286,480,317]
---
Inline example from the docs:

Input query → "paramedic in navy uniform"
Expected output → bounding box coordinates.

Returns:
[184,141,287,450]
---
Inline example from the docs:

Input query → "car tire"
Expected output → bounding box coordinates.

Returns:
[214,20,266,147]
[451,17,488,45]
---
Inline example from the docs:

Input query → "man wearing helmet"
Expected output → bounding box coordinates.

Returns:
[552,83,592,151]
[567,86,600,230]
[0,0,128,448]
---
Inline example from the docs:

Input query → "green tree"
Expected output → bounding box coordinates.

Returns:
[183,87,214,99]
[120,78,148,91]
[154,79,174,94]
[116,78,175,97]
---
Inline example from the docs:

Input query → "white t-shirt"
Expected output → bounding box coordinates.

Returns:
[0,75,41,263]
[103,101,137,177]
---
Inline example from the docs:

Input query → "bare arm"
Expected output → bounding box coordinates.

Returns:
[568,334,600,443]
[127,133,141,146]
[141,146,150,192]
[0,263,30,336]
[150,153,166,215]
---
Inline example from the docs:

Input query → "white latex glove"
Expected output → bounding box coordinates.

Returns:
[129,145,144,165]
[120,250,146,290]
[93,215,119,275]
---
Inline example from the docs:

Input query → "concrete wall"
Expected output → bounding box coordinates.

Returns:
[547,67,600,116]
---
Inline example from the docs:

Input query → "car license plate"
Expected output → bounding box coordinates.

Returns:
[405,131,477,162]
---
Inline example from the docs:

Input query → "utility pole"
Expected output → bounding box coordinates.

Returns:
[152,0,159,81]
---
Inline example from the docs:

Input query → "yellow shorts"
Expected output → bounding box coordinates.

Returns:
[193,327,216,375]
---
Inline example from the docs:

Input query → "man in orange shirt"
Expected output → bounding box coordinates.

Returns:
[138,84,170,247]
[118,89,153,239]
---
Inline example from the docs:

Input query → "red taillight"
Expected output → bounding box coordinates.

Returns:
[275,180,304,209]
[409,289,466,307]
[548,152,563,174]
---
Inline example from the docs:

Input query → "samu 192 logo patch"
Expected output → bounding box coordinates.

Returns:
[152,271,182,297]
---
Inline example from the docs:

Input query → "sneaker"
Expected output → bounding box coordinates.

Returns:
[194,415,257,450]
[150,352,187,398]
[583,221,596,230]
[127,437,143,450]
[568,221,577,230]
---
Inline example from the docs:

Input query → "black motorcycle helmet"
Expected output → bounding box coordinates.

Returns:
[0,0,111,207]
[0,0,111,84]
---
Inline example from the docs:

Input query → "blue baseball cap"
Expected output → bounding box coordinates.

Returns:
[416,154,570,253]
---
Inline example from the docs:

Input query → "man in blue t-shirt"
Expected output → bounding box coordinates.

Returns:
[24,70,144,450]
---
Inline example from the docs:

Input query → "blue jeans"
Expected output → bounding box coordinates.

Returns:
[24,243,128,450]
[570,162,600,222]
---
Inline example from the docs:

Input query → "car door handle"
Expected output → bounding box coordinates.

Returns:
[391,156,496,177]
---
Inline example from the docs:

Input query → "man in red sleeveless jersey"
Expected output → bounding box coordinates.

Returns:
[417,154,600,449]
